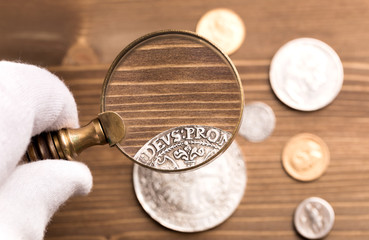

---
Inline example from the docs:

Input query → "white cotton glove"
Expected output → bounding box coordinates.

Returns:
[0,61,93,239]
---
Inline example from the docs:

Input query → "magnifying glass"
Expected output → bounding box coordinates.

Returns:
[26,30,244,172]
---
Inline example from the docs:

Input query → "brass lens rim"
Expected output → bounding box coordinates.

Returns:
[101,29,244,172]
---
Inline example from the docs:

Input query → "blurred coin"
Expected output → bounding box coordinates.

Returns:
[239,102,276,142]
[270,38,343,111]
[294,197,335,239]
[196,8,245,55]
[133,141,246,232]
[282,133,330,182]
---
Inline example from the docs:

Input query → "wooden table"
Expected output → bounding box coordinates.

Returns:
[2,1,369,239]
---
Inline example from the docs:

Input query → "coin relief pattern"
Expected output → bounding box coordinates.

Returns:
[196,8,245,55]
[269,38,344,111]
[294,197,335,239]
[133,141,246,232]
[134,125,232,171]
[282,133,330,182]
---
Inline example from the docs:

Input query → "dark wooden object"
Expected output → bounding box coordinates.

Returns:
[1,0,369,239]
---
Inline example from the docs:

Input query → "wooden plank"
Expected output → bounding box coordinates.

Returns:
[1,0,369,239]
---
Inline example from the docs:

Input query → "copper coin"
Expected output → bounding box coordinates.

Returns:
[196,8,246,55]
[282,133,330,181]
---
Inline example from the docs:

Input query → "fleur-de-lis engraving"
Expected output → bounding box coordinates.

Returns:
[174,142,205,167]
[151,156,179,169]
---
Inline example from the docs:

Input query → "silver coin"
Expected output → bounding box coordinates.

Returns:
[239,102,276,142]
[270,38,344,111]
[134,125,232,172]
[133,141,247,232]
[294,197,335,239]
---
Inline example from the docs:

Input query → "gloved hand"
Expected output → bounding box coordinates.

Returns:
[0,61,93,239]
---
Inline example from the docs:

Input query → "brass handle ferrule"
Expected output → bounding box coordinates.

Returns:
[55,118,107,160]
[25,112,125,161]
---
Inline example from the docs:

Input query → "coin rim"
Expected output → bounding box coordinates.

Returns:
[294,197,335,239]
[196,8,246,55]
[282,133,330,182]
[100,30,244,172]
[269,38,344,111]
[132,141,247,232]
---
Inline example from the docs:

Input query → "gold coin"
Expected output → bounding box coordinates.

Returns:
[196,8,246,55]
[282,133,330,182]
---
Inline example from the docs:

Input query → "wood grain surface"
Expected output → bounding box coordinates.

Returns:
[2,0,369,239]
[102,31,243,157]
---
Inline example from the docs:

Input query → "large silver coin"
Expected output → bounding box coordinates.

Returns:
[294,197,335,239]
[133,141,247,232]
[134,125,232,172]
[270,38,344,111]
[239,102,276,142]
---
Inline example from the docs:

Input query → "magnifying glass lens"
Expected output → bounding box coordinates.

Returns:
[102,31,243,171]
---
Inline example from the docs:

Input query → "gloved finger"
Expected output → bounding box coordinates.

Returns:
[0,61,79,134]
[0,61,78,183]
[0,160,92,240]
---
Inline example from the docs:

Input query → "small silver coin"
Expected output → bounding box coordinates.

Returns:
[133,141,247,232]
[239,102,276,142]
[134,125,232,172]
[294,197,335,239]
[270,38,344,111]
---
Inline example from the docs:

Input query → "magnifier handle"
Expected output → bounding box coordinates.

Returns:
[25,112,125,161]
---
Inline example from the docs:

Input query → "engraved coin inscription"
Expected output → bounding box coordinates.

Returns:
[294,197,335,239]
[239,102,276,142]
[282,133,330,182]
[196,8,246,55]
[134,125,232,171]
[270,38,343,111]
[133,141,247,232]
